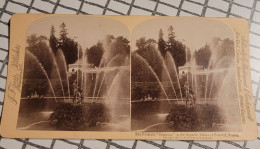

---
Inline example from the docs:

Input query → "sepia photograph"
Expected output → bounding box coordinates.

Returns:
[131,18,242,132]
[1,14,256,139]
[17,16,131,131]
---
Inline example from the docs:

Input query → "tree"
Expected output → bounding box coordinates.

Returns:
[26,34,48,52]
[167,25,176,49]
[133,37,163,100]
[194,44,211,68]
[131,52,161,101]
[166,26,186,69]
[105,35,115,44]
[86,42,104,67]
[22,50,50,97]
[135,37,161,78]
[158,28,167,57]
[136,37,156,50]
[59,38,80,66]
[26,34,53,76]
[136,37,146,50]
[55,23,81,66]
[110,36,130,57]
[59,22,68,44]
[216,38,234,60]
[103,35,130,65]
[24,34,61,97]
[49,25,58,55]
[186,47,191,62]
[86,35,130,67]
[146,39,156,46]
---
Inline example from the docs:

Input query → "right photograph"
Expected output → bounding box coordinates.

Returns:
[131,18,242,132]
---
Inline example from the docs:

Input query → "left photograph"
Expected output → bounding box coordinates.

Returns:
[17,16,131,131]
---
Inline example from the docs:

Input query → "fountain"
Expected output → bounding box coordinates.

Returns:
[18,36,131,131]
[131,42,241,132]
[56,49,71,99]
[165,51,183,100]
[18,31,241,132]
[25,50,57,102]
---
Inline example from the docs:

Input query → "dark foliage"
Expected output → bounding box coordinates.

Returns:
[110,36,130,57]
[86,35,130,67]
[132,26,187,100]
[213,37,234,59]
[48,23,82,66]
[26,34,53,76]
[22,50,52,97]
[59,37,81,66]
[104,35,130,65]
[84,102,110,127]
[194,44,211,68]
[158,29,167,57]
[49,25,58,55]
[166,104,223,131]
[131,82,160,101]
[49,103,110,130]
[194,38,234,68]
[21,79,48,97]
[135,40,162,79]
[131,50,162,101]
[136,37,156,50]
[86,42,104,67]
[21,79,68,97]
[166,25,186,68]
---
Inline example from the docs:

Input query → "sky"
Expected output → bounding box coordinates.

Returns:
[26,16,234,52]
[26,16,130,50]
[131,17,234,51]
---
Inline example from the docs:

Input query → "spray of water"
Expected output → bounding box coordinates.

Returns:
[57,49,71,99]
[134,53,170,105]
[208,56,231,99]
[184,48,190,102]
[165,51,183,100]
[95,54,124,100]
[26,51,57,102]
[47,48,65,99]
[77,47,79,90]
[92,57,106,100]
[151,47,178,99]
[105,72,121,122]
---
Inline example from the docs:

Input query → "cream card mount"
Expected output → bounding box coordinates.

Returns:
[0,14,257,140]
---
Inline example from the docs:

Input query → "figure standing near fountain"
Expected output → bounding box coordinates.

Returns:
[184,82,196,106]
[78,88,84,105]
[72,79,84,105]
[184,82,189,106]
[73,80,78,105]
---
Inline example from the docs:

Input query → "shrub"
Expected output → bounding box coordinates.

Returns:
[166,104,223,131]
[49,102,110,130]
